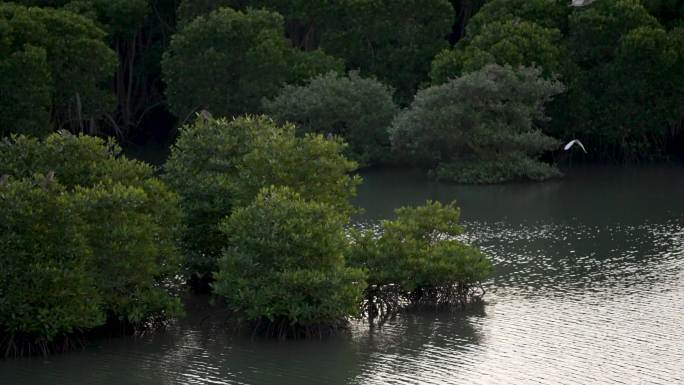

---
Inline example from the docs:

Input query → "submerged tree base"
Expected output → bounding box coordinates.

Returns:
[0,315,174,359]
[364,282,488,324]
[243,317,351,340]
[406,283,487,309]
[0,332,87,358]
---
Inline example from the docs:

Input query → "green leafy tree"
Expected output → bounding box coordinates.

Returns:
[557,26,684,159]
[464,0,569,37]
[71,181,183,324]
[0,3,117,133]
[12,0,180,139]
[163,115,360,284]
[348,201,492,319]
[176,0,337,50]
[62,0,179,138]
[263,71,398,166]
[0,177,104,356]
[176,0,243,26]
[0,133,184,327]
[431,20,565,83]
[552,0,684,160]
[567,0,659,68]
[392,64,564,184]
[641,0,684,28]
[213,186,366,337]
[319,0,453,103]
[0,44,52,137]
[162,7,342,121]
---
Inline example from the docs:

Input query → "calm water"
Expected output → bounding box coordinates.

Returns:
[3,166,684,384]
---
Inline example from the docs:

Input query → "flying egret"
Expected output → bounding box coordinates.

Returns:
[564,139,587,153]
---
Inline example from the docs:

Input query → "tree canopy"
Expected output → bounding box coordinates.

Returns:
[0,3,117,135]
[431,20,565,83]
[162,7,341,121]
[213,186,366,337]
[163,115,359,282]
[392,65,564,183]
[0,132,183,355]
[263,71,398,166]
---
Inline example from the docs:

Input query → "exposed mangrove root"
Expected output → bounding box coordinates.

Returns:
[240,317,350,340]
[1,332,86,359]
[1,312,174,359]
[364,281,487,324]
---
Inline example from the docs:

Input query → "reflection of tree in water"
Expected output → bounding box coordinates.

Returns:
[348,305,486,384]
[152,295,366,385]
[149,295,488,385]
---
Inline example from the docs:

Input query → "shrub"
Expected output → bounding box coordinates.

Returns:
[163,115,360,284]
[70,181,183,324]
[0,132,183,333]
[432,155,562,184]
[391,64,564,184]
[161,7,342,120]
[263,71,398,166]
[0,177,104,356]
[348,201,492,320]
[0,133,151,187]
[213,186,366,337]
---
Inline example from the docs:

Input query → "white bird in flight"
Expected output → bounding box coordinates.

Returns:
[564,139,587,153]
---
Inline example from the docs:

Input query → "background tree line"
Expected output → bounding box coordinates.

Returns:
[2,0,684,173]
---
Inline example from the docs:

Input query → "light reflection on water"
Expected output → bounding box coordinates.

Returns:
[2,165,684,384]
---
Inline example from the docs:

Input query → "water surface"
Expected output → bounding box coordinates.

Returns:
[3,165,683,384]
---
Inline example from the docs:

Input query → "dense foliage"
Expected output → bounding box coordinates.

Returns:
[162,7,341,121]
[174,0,452,104]
[4,0,683,163]
[431,0,570,84]
[391,65,564,183]
[432,0,684,162]
[0,44,52,137]
[163,115,359,284]
[464,0,569,37]
[263,71,398,166]
[0,3,117,135]
[0,133,183,355]
[556,0,684,160]
[213,186,366,337]
[431,20,565,83]
[348,201,492,319]
[318,0,453,104]
[0,177,104,356]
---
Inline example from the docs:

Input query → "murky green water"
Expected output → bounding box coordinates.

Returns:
[3,166,684,384]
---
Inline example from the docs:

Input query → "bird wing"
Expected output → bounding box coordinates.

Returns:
[563,140,576,151]
[576,140,587,153]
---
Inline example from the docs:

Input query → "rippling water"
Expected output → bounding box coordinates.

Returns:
[2,166,684,384]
